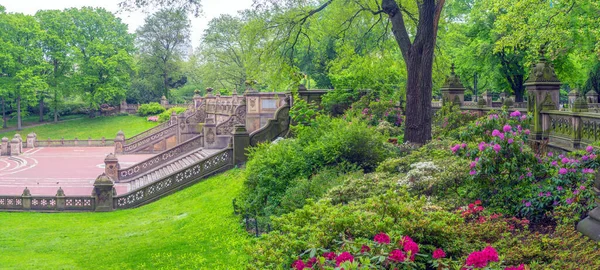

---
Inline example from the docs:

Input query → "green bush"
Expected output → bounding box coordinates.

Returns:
[137,102,165,116]
[158,107,186,123]
[239,115,392,219]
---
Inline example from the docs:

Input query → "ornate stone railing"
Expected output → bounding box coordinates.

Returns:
[0,194,95,212]
[205,96,244,115]
[125,121,173,144]
[216,105,246,135]
[249,104,290,146]
[117,134,204,181]
[123,124,178,153]
[35,137,114,147]
[113,148,233,209]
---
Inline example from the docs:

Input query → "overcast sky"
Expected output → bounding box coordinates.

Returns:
[0,0,253,48]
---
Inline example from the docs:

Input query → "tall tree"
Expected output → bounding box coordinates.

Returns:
[67,7,135,116]
[136,8,191,98]
[36,10,75,122]
[254,0,445,144]
[0,12,48,130]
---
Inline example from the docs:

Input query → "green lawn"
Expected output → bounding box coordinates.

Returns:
[0,169,250,269]
[3,114,85,129]
[0,115,159,140]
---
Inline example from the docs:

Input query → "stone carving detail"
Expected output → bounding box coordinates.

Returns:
[206,128,216,145]
[123,125,177,152]
[549,115,573,136]
[216,105,247,135]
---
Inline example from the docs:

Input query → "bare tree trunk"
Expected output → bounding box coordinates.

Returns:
[2,97,6,129]
[54,90,58,123]
[17,95,21,131]
[39,95,44,122]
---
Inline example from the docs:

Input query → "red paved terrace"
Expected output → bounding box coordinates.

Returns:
[0,147,153,196]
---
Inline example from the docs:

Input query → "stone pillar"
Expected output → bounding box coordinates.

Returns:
[568,89,579,108]
[104,153,120,181]
[93,173,114,212]
[440,64,466,106]
[1,137,9,156]
[10,137,21,156]
[232,125,250,166]
[22,187,31,210]
[586,90,599,104]
[56,187,65,211]
[14,134,22,153]
[193,89,202,110]
[26,133,36,148]
[170,110,178,125]
[203,121,217,149]
[523,47,561,140]
[481,90,493,107]
[577,171,600,241]
[114,131,125,154]
[160,95,169,107]
[120,99,127,114]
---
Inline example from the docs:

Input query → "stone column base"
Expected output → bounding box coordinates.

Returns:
[577,207,600,241]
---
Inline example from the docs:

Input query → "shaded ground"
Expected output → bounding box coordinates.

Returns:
[0,147,153,196]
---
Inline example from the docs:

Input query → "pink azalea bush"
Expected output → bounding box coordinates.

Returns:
[147,115,159,122]
[450,110,598,221]
[291,233,523,270]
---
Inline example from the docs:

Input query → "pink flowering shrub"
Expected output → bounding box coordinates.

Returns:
[345,96,404,127]
[291,233,522,270]
[147,115,159,122]
[451,111,598,222]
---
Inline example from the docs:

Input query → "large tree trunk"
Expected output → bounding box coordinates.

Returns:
[39,95,44,122]
[54,90,58,123]
[17,96,21,131]
[383,0,440,144]
[2,97,6,129]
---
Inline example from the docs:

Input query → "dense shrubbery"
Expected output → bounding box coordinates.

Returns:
[242,101,600,270]
[137,102,166,116]
[238,115,391,219]
[157,107,186,123]
[344,96,403,128]
[432,102,480,138]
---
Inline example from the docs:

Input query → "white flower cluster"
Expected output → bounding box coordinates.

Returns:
[399,161,441,188]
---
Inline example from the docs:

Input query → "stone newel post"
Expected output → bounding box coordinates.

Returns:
[523,46,561,140]
[93,173,115,212]
[232,125,250,165]
[26,133,36,148]
[1,137,9,156]
[577,170,600,241]
[104,153,120,181]
[56,187,65,211]
[22,187,31,210]
[10,137,21,156]
[160,95,169,107]
[114,131,125,154]
[440,63,466,106]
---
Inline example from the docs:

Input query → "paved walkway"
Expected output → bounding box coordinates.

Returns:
[0,147,153,196]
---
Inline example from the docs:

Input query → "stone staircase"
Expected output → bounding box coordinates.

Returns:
[122,148,219,191]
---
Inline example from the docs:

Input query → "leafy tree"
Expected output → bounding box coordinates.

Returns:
[136,8,191,98]
[118,0,202,16]
[67,7,135,116]
[36,10,75,122]
[0,12,48,130]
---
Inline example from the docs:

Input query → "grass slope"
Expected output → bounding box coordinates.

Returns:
[0,115,158,140]
[0,169,249,269]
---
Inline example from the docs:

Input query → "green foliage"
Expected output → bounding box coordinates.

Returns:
[433,103,480,138]
[289,95,321,126]
[320,89,362,115]
[345,96,404,127]
[135,8,191,98]
[137,102,166,116]
[0,169,249,269]
[158,106,186,123]
[247,192,465,269]
[239,115,391,219]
